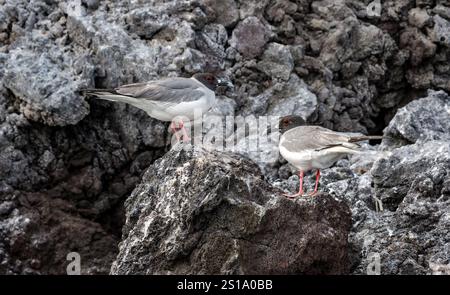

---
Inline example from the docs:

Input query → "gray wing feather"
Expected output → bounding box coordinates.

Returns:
[114,77,204,105]
[282,126,360,151]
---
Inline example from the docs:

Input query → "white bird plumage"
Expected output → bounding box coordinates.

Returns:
[278,115,383,198]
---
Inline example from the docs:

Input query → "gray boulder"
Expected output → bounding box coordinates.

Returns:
[372,140,450,211]
[111,147,351,274]
[347,140,450,274]
[205,0,239,28]
[229,16,270,59]
[1,0,450,276]
[382,90,450,148]
[3,37,91,126]
[0,194,118,274]
[257,42,294,81]
[243,74,317,119]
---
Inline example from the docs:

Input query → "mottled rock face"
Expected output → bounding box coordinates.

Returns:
[3,41,91,126]
[111,147,351,275]
[229,16,270,59]
[1,0,450,275]
[0,193,118,274]
[257,43,294,81]
[351,141,450,274]
[382,90,450,148]
[271,89,450,275]
[372,141,450,210]
[205,0,239,28]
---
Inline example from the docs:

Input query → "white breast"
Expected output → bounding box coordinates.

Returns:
[144,85,216,122]
[279,137,354,171]
[279,138,314,171]
[165,87,215,120]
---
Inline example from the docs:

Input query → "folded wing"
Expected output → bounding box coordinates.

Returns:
[85,77,205,109]
[282,126,361,152]
[113,78,204,107]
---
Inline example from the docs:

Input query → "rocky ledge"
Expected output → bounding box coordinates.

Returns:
[1,0,450,275]
[276,90,450,274]
[111,146,351,275]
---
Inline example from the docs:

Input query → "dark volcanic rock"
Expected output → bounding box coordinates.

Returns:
[229,16,270,59]
[355,141,450,274]
[3,38,91,126]
[1,0,450,275]
[271,90,450,275]
[111,147,351,275]
[372,140,450,211]
[0,193,117,274]
[205,0,239,28]
[382,90,450,149]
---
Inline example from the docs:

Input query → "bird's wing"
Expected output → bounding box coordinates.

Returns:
[282,126,360,152]
[114,77,205,106]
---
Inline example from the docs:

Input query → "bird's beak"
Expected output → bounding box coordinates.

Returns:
[218,78,234,90]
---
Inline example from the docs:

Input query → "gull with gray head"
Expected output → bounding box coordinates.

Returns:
[279,115,383,198]
[84,73,233,142]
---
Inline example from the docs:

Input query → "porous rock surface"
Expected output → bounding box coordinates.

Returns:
[111,147,351,275]
[275,90,450,274]
[0,0,449,274]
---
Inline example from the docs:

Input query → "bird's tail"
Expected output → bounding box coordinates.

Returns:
[348,135,383,143]
[82,89,140,106]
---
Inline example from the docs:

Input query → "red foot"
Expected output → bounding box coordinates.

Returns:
[283,192,304,199]
[282,169,321,198]
[282,170,305,199]
[170,120,191,142]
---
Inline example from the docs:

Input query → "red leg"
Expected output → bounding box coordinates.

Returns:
[179,121,191,143]
[170,122,181,142]
[298,170,304,194]
[309,169,320,196]
[283,170,305,198]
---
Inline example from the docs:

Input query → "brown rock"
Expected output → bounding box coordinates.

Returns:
[111,147,352,274]
[229,16,270,59]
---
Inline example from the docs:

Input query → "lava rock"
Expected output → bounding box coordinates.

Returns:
[408,8,431,28]
[242,73,317,121]
[349,140,450,274]
[229,16,270,59]
[205,0,239,28]
[432,15,450,47]
[400,28,436,66]
[372,140,450,211]
[111,147,352,274]
[0,194,118,274]
[257,42,294,81]
[3,39,91,126]
[2,0,450,276]
[382,90,450,148]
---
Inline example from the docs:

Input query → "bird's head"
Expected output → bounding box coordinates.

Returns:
[193,73,234,92]
[279,115,306,134]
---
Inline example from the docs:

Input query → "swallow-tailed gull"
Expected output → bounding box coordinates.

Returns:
[279,115,383,198]
[84,73,233,142]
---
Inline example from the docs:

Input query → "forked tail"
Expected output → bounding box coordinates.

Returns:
[81,89,140,105]
[348,135,383,143]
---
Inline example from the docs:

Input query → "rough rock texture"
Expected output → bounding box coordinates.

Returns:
[381,90,450,148]
[1,0,450,274]
[4,40,91,126]
[111,147,351,275]
[0,102,168,274]
[275,90,450,274]
[0,193,118,274]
